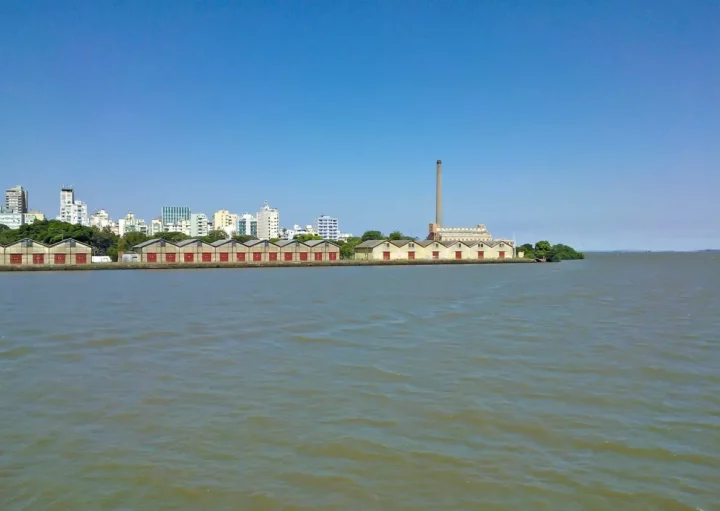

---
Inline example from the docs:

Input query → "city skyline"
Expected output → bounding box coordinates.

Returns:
[1,2,718,250]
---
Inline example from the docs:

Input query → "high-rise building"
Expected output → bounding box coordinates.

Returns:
[161,206,190,226]
[5,185,28,213]
[190,213,209,237]
[58,188,89,226]
[0,207,24,229]
[316,215,340,240]
[237,213,257,238]
[89,209,113,230]
[256,202,279,240]
[213,210,239,233]
[118,212,148,236]
[150,218,164,236]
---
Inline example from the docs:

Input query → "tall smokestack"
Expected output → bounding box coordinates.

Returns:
[436,159,442,226]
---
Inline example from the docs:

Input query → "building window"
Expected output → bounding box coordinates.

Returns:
[284,252,293,261]
[147,253,157,263]
[32,254,45,264]
[76,253,88,264]
[432,251,439,259]
[383,251,390,260]
[499,251,506,259]
[237,253,246,262]
[269,253,278,261]
[184,253,194,263]
[409,243,415,248]
[477,251,484,259]
[219,253,229,262]
[455,251,462,260]
[253,252,262,262]
[54,254,66,264]
[299,252,308,261]
[314,252,323,261]
[165,253,176,263]
[202,252,212,262]
[408,251,415,260]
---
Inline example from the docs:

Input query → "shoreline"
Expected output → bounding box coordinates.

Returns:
[0,258,536,272]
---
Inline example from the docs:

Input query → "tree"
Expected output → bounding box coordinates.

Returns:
[232,234,257,243]
[361,230,384,241]
[117,231,149,253]
[518,243,535,259]
[340,236,362,259]
[0,224,8,232]
[534,240,552,258]
[294,234,323,242]
[153,231,189,242]
[388,231,416,241]
[201,230,227,243]
[518,240,584,262]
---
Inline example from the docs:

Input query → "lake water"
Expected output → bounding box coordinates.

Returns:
[1,253,718,510]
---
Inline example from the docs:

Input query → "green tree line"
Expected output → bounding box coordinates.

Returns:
[517,240,585,262]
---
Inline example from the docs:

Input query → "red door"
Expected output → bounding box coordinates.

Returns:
[455,251,462,260]
[54,254,66,264]
[165,253,176,263]
[477,251,484,259]
[314,252,323,261]
[383,251,390,260]
[147,253,157,263]
[33,254,45,264]
[499,251,506,259]
[237,253,246,262]
[219,253,229,262]
[284,252,293,261]
[269,253,278,261]
[76,253,88,264]
[299,252,308,261]
[253,252,262,261]
[184,253,194,262]
[432,251,439,260]
[10,254,22,264]
[328,252,337,261]
[202,252,212,262]
[408,251,415,260]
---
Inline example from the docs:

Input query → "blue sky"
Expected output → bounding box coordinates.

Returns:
[1,0,718,250]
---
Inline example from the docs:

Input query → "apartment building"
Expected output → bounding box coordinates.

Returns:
[256,202,279,240]
[190,213,209,237]
[5,185,28,213]
[161,206,190,226]
[316,215,339,240]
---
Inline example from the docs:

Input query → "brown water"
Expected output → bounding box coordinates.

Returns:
[1,253,719,510]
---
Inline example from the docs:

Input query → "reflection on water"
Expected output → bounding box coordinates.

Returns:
[1,253,718,510]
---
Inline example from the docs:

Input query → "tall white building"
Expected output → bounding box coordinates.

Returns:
[256,202,279,240]
[58,188,89,226]
[164,220,192,236]
[0,207,24,229]
[89,209,113,230]
[5,185,28,213]
[118,212,148,236]
[316,215,340,240]
[150,218,164,236]
[190,213,209,237]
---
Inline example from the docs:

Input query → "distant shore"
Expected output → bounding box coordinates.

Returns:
[0,258,536,272]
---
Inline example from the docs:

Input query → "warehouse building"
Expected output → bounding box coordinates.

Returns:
[354,239,517,261]
[131,238,340,263]
[0,238,93,265]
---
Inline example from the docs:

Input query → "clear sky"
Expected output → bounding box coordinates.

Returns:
[1,0,718,250]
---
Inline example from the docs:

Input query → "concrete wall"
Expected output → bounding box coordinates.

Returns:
[1,239,92,266]
[355,239,517,261]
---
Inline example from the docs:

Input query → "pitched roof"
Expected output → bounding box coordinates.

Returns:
[175,239,199,247]
[274,239,297,247]
[211,239,234,247]
[3,237,46,248]
[390,239,412,247]
[244,239,266,247]
[356,240,387,248]
[133,238,169,249]
[49,238,92,249]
